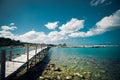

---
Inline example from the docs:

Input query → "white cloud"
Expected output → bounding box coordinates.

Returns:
[18,30,67,43]
[1,10,120,44]
[45,21,58,30]
[90,0,106,6]
[48,31,68,42]
[59,18,84,34]
[69,9,120,37]
[0,24,17,39]
[10,23,15,26]
[0,30,15,38]
[0,25,66,43]
[104,1,112,6]
[69,32,86,37]
[96,9,120,30]
[1,25,17,31]
[19,30,47,43]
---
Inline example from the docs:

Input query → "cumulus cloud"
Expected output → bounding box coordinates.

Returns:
[0,24,17,39]
[90,0,106,6]
[0,30,15,38]
[1,25,17,31]
[16,30,67,43]
[19,30,47,43]
[69,9,120,37]
[10,23,15,26]
[96,9,120,30]
[59,18,84,34]
[48,31,68,42]
[1,10,120,44]
[45,21,58,30]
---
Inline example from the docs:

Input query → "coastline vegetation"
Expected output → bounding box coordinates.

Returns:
[0,37,52,47]
[0,37,24,47]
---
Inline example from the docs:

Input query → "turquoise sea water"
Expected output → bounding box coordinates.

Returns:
[0,47,35,60]
[0,47,25,60]
[0,47,120,80]
[47,47,120,80]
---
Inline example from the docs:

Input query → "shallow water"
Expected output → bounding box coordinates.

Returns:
[45,47,120,80]
[0,47,35,60]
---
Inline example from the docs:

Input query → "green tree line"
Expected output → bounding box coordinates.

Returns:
[0,37,24,46]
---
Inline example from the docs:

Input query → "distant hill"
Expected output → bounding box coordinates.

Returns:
[0,37,24,46]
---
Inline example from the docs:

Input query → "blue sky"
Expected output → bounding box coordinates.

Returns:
[0,0,120,45]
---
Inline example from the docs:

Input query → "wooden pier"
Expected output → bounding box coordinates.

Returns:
[0,44,50,80]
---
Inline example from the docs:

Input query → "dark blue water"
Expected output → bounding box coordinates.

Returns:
[48,47,120,80]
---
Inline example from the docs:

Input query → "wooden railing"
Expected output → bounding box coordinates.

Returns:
[0,44,50,80]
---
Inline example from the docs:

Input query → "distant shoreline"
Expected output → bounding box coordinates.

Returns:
[55,45,120,48]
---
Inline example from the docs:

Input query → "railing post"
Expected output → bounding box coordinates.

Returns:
[39,45,41,61]
[25,44,29,70]
[40,44,42,50]
[9,45,13,61]
[0,50,6,80]
[35,44,37,64]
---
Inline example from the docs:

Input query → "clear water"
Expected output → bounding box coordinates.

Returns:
[0,47,35,60]
[47,47,120,80]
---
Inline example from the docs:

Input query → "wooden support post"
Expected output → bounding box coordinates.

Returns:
[39,50,41,62]
[0,50,6,80]
[40,44,42,50]
[9,45,13,61]
[35,44,37,64]
[26,44,29,70]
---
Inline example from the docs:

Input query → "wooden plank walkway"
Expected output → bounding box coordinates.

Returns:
[5,47,46,77]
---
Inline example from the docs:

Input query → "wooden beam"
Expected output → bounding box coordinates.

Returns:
[35,44,37,64]
[9,46,13,61]
[25,44,29,70]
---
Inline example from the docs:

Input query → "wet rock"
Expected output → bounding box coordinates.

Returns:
[44,76,52,80]
[80,67,83,70]
[74,73,85,79]
[95,66,98,69]
[43,70,47,75]
[48,63,55,68]
[54,67,61,72]
[66,76,72,80]
[51,67,55,71]
[74,73,80,76]
[57,75,61,80]
[87,71,91,74]
[39,76,44,79]
[83,72,87,74]
[95,73,101,78]
[100,70,106,73]
[89,59,96,64]
[46,67,51,70]
[63,65,67,67]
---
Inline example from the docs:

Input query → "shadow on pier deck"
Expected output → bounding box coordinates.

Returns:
[6,47,51,80]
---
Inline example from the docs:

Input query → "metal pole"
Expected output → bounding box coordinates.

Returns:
[0,50,6,80]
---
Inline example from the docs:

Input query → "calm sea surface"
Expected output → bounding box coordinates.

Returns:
[47,47,120,80]
[0,47,120,80]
